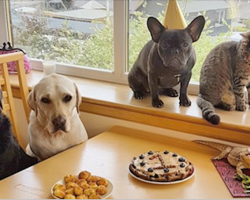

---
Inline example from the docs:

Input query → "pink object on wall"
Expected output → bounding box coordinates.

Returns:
[0,42,31,74]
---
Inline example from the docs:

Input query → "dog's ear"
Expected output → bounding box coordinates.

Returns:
[186,15,205,42]
[27,88,38,116]
[74,83,81,113]
[147,17,166,43]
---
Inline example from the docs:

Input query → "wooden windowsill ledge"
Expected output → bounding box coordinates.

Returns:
[9,70,250,146]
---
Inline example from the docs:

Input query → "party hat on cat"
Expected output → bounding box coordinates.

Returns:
[163,0,187,29]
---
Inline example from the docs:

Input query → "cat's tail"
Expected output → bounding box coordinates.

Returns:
[196,94,220,125]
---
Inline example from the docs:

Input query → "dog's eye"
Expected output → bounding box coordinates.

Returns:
[183,42,188,47]
[41,98,50,104]
[63,95,72,103]
[162,43,169,48]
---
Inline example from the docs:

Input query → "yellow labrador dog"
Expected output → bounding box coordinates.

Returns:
[26,73,88,160]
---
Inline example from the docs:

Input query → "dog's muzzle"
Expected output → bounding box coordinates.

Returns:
[164,58,183,71]
[169,58,181,67]
[52,116,66,132]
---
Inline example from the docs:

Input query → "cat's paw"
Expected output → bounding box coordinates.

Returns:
[134,91,144,99]
[163,88,178,97]
[179,95,191,107]
[236,103,247,111]
[152,99,164,108]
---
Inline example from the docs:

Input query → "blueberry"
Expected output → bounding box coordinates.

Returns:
[154,174,159,178]
[164,150,169,154]
[148,151,154,155]
[164,168,169,173]
[180,163,185,168]
[178,157,185,162]
[148,168,154,172]
[140,162,145,166]
[172,153,178,157]
[139,155,144,159]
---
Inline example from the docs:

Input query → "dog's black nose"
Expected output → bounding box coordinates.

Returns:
[52,116,66,128]
[171,49,179,55]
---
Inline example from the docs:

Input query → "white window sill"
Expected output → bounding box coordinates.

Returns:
[9,70,250,146]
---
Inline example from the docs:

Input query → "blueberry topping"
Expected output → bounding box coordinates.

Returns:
[139,155,144,159]
[172,153,178,157]
[148,168,154,172]
[178,157,185,162]
[148,151,154,155]
[154,174,159,178]
[140,162,146,166]
[164,150,169,154]
[180,163,185,168]
[164,168,169,173]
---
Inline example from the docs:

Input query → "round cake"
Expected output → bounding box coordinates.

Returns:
[129,150,194,182]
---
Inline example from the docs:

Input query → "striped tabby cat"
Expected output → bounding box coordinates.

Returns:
[197,32,250,125]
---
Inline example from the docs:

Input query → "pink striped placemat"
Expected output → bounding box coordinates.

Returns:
[212,158,250,198]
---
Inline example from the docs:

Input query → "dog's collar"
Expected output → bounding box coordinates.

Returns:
[29,145,41,162]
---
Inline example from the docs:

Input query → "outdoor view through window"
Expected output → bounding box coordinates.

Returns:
[8,0,250,83]
[10,0,114,71]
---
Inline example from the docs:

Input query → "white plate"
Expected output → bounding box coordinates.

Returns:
[129,167,195,185]
[51,176,113,199]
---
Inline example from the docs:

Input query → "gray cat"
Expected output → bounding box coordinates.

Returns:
[197,32,250,125]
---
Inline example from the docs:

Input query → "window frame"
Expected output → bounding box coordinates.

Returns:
[1,0,129,84]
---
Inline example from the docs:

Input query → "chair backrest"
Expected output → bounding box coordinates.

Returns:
[0,52,30,149]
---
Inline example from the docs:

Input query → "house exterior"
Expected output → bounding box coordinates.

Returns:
[136,0,232,27]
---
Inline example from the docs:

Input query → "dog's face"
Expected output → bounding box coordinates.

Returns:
[27,74,81,134]
[147,16,205,73]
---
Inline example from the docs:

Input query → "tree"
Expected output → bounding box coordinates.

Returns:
[62,0,76,9]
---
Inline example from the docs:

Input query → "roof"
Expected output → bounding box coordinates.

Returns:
[54,9,114,21]
[80,0,106,10]
[74,0,144,11]
[14,7,37,14]
[137,0,231,16]
[179,0,231,13]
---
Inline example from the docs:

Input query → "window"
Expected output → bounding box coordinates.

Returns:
[1,0,127,84]
[11,0,115,70]
[1,0,250,94]
[128,0,250,85]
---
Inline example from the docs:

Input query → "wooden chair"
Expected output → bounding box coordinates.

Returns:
[0,52,30,149]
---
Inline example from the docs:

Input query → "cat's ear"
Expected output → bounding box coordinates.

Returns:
[147,17,166,43]
[240,32,250,46]
[240,32,250,38]
[186,15,205,42]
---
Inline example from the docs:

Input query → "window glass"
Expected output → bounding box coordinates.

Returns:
[128,0,250,82]
[9,0,114,71]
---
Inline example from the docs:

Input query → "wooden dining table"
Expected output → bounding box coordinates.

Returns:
[0,126,237,199]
